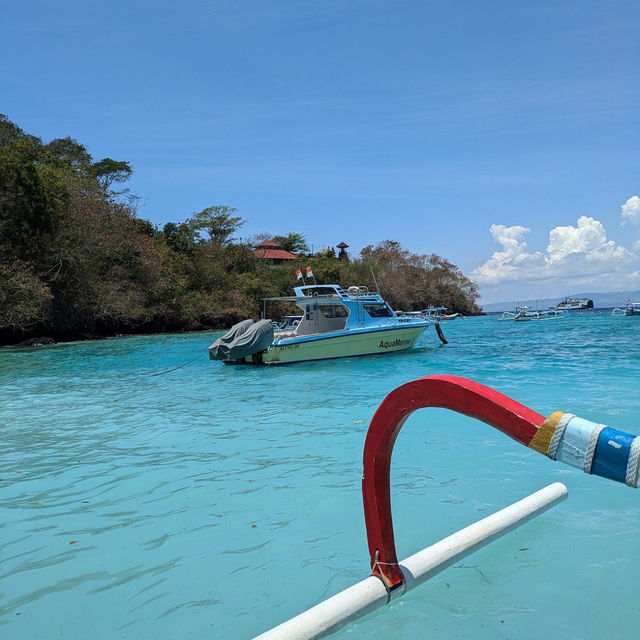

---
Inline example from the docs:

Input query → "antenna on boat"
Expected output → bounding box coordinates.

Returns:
[368,263,380,293]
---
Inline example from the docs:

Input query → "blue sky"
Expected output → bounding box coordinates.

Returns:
[2,1,639,304]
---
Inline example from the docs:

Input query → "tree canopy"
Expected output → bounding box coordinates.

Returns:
[0,115,480,345]
[188,205,245,246]
[90,157,133,190]
[271,232,309,254]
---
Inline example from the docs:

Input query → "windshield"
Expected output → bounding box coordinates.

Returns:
[363,303,393,318]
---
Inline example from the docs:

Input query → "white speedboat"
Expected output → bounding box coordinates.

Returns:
[209,284,437,365]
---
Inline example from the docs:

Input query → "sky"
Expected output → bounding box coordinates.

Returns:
[2,0,639,304]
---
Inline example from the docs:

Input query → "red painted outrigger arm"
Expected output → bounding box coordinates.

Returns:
[362,375,546,590]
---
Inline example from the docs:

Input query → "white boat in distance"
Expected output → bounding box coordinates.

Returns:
[209,284,437,365]
[612,301,640,317]
[398,306,463,322]
[556,297,593,310]
[501,306,566,321]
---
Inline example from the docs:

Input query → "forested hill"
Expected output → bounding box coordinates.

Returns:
[0,115,481,345]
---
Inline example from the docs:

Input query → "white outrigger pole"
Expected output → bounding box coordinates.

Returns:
[253,375,639,640]
[254,483,567,640]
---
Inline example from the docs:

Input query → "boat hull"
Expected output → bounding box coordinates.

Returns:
[556,298,593,310]
[225,324,430,365]
[514,313,564,321]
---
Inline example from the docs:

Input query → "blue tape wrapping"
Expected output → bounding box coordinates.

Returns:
[591,427,636,484]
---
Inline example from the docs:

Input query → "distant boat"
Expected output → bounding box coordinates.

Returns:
[208,284,438,365]
[397,306,463,322]
[611,301,640,317]
[556,297,593,310]
[501,306,566,321]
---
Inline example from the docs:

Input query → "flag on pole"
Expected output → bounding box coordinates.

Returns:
[296,268,303,280]
[306,266,314,278]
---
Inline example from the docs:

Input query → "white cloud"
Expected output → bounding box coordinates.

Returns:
[471,224,543,284]
[621,195,640,225]
[472,207,640,302]
[546,216,628,265]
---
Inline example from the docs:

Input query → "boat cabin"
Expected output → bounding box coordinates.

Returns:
[264,284,397,337]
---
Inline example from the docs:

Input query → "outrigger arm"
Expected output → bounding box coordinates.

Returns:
[254,375,639,640]
[363,375,639,591]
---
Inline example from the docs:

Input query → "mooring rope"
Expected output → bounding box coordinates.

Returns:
[150,348,209,377]
[584,423,607,473]
[625,436,640,487]
[547,412,574,460]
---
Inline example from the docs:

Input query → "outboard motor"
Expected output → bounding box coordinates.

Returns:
[208,319,254,360]
[209,319,274,361]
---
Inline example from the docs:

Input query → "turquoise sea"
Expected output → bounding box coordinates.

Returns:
[2,312,639,639]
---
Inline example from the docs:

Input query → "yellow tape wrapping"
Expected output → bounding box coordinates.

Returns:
[529,411,564,455]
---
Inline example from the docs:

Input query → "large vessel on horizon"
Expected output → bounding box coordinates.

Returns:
[556,297,594,310]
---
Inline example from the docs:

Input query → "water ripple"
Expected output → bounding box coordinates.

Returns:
[2,317,639,638]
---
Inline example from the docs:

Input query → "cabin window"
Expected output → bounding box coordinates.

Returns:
[363,303,393,318]
[318,304,349,318]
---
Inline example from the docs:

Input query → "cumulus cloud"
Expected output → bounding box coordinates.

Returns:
[471,225,542,284]
[546,216,628,265]
[621,195,640,225]
[472,204,640,302]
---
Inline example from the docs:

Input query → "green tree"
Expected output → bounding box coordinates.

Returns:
[162,221,196,254]
[44,137,92,168]
[188,205,245,246]
[90,158,133,191]
[0,136,69,262]
[0,113,31,147]
[272,232,309,254]
[316,246,336,259]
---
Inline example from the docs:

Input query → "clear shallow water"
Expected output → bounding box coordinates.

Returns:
[2,312,639,639]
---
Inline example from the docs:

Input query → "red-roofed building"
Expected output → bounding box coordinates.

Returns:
[252,240,297,262]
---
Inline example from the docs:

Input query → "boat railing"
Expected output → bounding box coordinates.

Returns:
[346,285,370,296]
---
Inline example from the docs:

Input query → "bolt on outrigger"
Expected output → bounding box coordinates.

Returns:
[255,375,639,640]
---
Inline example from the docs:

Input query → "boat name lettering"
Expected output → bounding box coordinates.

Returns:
[379,338,411,349]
